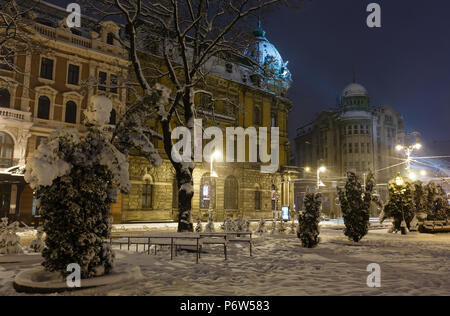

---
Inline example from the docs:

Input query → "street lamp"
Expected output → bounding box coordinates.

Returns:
[396,133,422,171]
[317,166,326,190]
[210,151,221,178]
[395,174,404,186]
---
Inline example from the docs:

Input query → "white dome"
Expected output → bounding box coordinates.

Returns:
[342,83,368,97]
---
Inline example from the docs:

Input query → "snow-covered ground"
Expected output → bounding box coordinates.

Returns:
[1,227,448,296]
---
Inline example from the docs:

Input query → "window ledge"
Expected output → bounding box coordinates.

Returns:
[38,77,55,85]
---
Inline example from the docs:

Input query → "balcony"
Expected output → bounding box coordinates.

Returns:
[0,108,32,122]
[0,158,18,169]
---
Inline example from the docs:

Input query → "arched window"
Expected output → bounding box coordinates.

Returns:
[109,108,116,125]
[142,179,152,209]
[254,189,261,211]
[0,89,10,108]
[65,101,77,124]
[224,176,238,210]
[0,132,14,168]
[200,173,216,209]
[107,32,115,45]
[253,105,261,125]
[37,96,50,120]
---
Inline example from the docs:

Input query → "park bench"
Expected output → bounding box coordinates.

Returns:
[420,220,450,233]
[226,232,253,257]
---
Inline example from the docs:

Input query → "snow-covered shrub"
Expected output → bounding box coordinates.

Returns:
[29,227,45,253]
[288,217,297,234]
[270,220,276,235]
[220,216,233,232]
[338,172,377,242]
[204,212,215,233]
[0,218,23,254]
[382,175,415,233]
[256,217,266,234]
[195,215,203,233]
[277,218,286,234]
[297,193,321,248]
[24,95,132,279]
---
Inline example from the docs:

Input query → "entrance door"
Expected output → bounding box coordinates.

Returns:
[0,184,11,218]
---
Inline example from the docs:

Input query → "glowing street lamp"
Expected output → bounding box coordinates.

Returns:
[210,151,221,178]
[396,135,422,171]
[395,174,404,186]
[317,166,326,189]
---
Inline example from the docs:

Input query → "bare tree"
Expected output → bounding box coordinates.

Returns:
[84,0,299,232]
[0,0,42,84]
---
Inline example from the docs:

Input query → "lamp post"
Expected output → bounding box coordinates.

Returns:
[209,151,221,219]
[396,133,422,172]
[317,166,326,191]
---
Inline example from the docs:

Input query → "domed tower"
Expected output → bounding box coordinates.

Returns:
[245,20,292,91]
[341,82,370,112]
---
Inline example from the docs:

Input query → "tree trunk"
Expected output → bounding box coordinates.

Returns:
[176,168,194,232]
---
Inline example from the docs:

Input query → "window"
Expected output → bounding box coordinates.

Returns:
[0,132,14,168]
[254,191,261,211]
[109,108,116,125]
[37,96,50,119]
[355,143,359,154]
[225,63,233,73]
[347,125,352,135]
[200,174,215,209]
[67,64,80,85]
[271,112,278,127]
[142,181,152,209]
[253,105,261,125]
[224,176,238,210]
[271,184,277,211]
[343,143,347,154]
[107,33,115,45]
[110,75,118,93]
[353,125,358,135]
[348,143,353,154]
[65,101,77,124]
[40,58,54,80]
[98,71,107,91]
[0,89,10,108]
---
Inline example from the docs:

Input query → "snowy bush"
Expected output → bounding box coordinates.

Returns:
[29,227,45,253]
[24,95,135,278]
[277,218,286,234]
[195,215,203,233]
[221,216,236,232]
[382,176,415,233]
[338,172,377,242]
[204,212,215,233]
[255,217,266,234]
[0,218,23,254]
[297,193,321,248]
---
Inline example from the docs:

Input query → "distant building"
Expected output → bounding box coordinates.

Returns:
[294,81,406,217]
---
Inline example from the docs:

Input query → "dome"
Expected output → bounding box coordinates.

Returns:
[342,83,368,97]
[245,20,291,84]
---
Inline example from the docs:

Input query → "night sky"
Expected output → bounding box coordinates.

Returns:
[48,0,450,153]
[262,0,450,153]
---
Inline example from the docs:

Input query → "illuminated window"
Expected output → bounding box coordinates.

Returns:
[0,132,14,168]
[200,173,215,209]
[142,181,152,209]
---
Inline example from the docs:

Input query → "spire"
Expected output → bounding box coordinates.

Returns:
[253,17,266,38]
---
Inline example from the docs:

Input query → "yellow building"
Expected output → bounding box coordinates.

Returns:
[121,23,299,223]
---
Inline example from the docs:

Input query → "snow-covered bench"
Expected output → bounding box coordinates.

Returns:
[226,232,253,257]
[420,220,450,233]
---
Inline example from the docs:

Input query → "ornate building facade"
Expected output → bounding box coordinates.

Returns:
[0,1,129,223]
[294,81,405,217]
[121,22,298,223]
[1,1,298,224]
